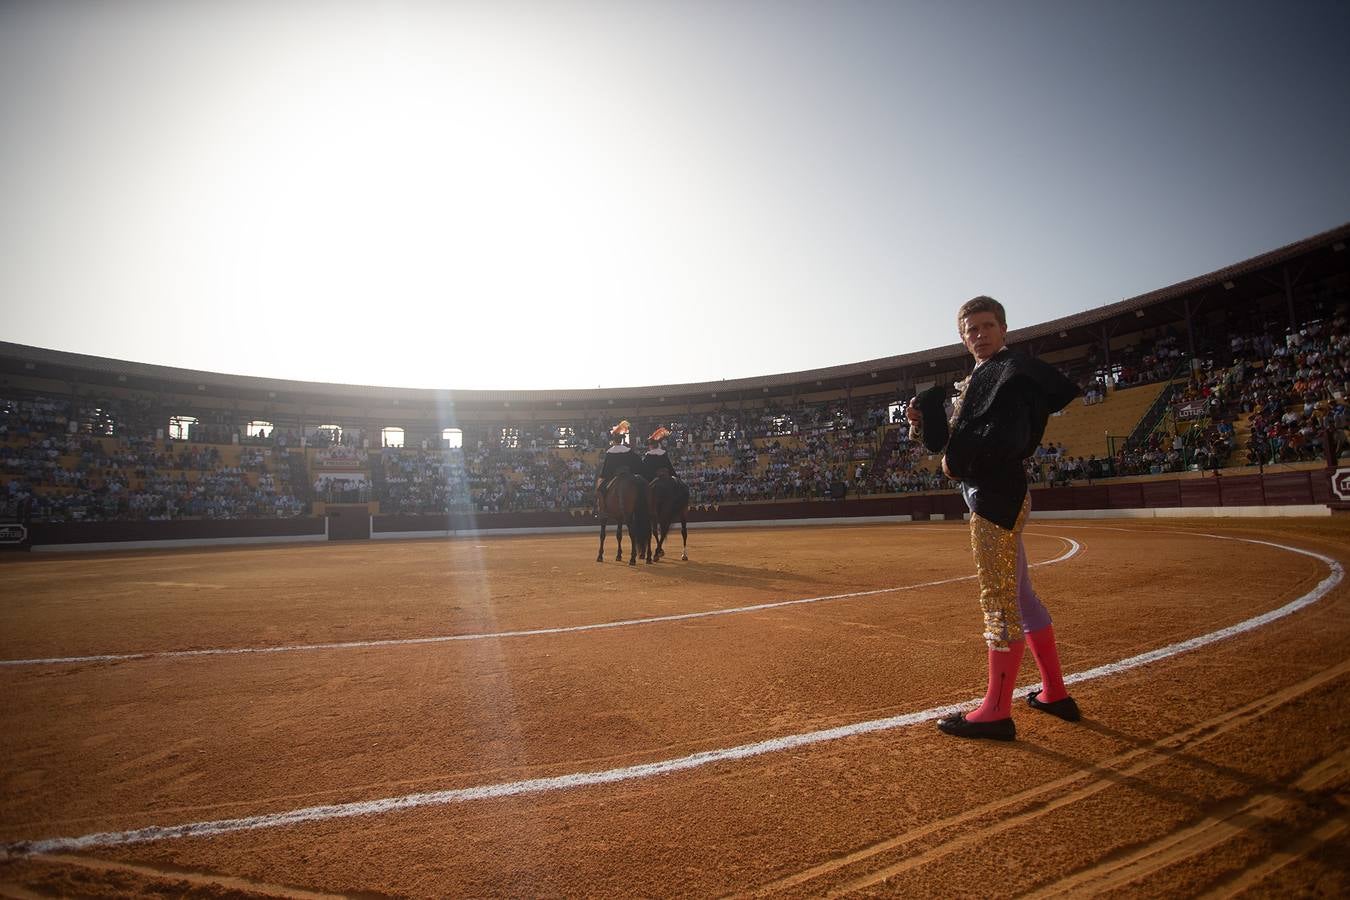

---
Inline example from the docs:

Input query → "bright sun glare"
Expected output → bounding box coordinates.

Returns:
[95,8,732,389]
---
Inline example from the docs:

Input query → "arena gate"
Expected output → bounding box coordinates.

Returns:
[325,504,373,541]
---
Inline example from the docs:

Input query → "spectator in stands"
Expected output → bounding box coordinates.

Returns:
[7,299,1346,525]
[908,295,1081,742]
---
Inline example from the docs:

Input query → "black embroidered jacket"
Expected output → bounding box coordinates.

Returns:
[640,448,675,481]
[916,348,1078,528]
[598,444,642,481]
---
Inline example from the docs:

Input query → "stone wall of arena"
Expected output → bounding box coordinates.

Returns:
[18,468,1338,552]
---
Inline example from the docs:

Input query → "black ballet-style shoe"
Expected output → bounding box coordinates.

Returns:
[936,711,1016,741]
[1027,690,1081,722]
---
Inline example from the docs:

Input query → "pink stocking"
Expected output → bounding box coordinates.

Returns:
[967,640,1025,722]
[1026,625,1068,704]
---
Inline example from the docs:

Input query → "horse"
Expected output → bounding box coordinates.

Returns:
[596,472,651,566]
[648,472,690,561]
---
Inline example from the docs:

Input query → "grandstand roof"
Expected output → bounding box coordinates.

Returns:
[2,221,1347,410]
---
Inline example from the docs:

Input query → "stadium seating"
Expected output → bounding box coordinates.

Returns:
[2,302,1345,523]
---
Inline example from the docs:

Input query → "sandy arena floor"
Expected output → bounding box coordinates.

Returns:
[1,516,1348,898]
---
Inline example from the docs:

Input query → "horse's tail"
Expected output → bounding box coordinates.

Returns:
[674,478,690,514]
[630,476,652,545]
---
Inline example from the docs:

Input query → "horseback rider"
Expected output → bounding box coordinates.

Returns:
[640,426,677,482]
[642,425,690,562]
[596,420,642,508]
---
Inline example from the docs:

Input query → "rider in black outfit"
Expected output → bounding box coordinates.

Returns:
[596,420,642,505]
[640,426,676,482]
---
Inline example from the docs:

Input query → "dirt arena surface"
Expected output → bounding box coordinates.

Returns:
[1,516,1348,898]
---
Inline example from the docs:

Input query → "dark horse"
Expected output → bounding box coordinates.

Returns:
[597,472,651,566]
[648,472,690,561]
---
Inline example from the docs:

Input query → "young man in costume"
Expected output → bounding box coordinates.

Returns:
[596,420,641,507]
[906,296,1081,741]
[640,426,676,482]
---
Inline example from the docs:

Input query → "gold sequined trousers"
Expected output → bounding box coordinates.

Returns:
[969,493,1031,651]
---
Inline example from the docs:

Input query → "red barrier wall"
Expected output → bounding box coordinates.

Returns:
[30,517,327,546]
[24,470,1333,547]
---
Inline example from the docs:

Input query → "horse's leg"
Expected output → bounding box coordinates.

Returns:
[680,514,688,560]
[597,520,606,562]
[616,517,624,562]
[655,519,666,560]
[646,491,657,561]
[622,505,639,566]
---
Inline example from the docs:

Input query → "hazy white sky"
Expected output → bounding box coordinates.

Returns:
[3,1,1348,390]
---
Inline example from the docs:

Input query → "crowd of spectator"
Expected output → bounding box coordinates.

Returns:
[2,398,305,522]
[5,303,1348,521]
[1081,379,1107,405]
[1097,308,1348,479]
[373,446,594,514]
[1093,333,1190,390]
[314,476,372,504]
[1230,318,1349,465]
[376,448,475,513]
[363,399,941,513]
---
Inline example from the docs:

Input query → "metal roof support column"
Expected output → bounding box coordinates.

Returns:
[1183,296,1196,361]
[1284,265,1297,332]
[1100,324,1112,386]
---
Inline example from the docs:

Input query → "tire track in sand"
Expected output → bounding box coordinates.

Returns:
[1196,794,1350,898]
[747,657,1350,897]
[8,852,354,899]
[1026,747,1350,898]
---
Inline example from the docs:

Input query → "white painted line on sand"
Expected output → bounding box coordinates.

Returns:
[0,538,1080,667]
[1,535,1339,857]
